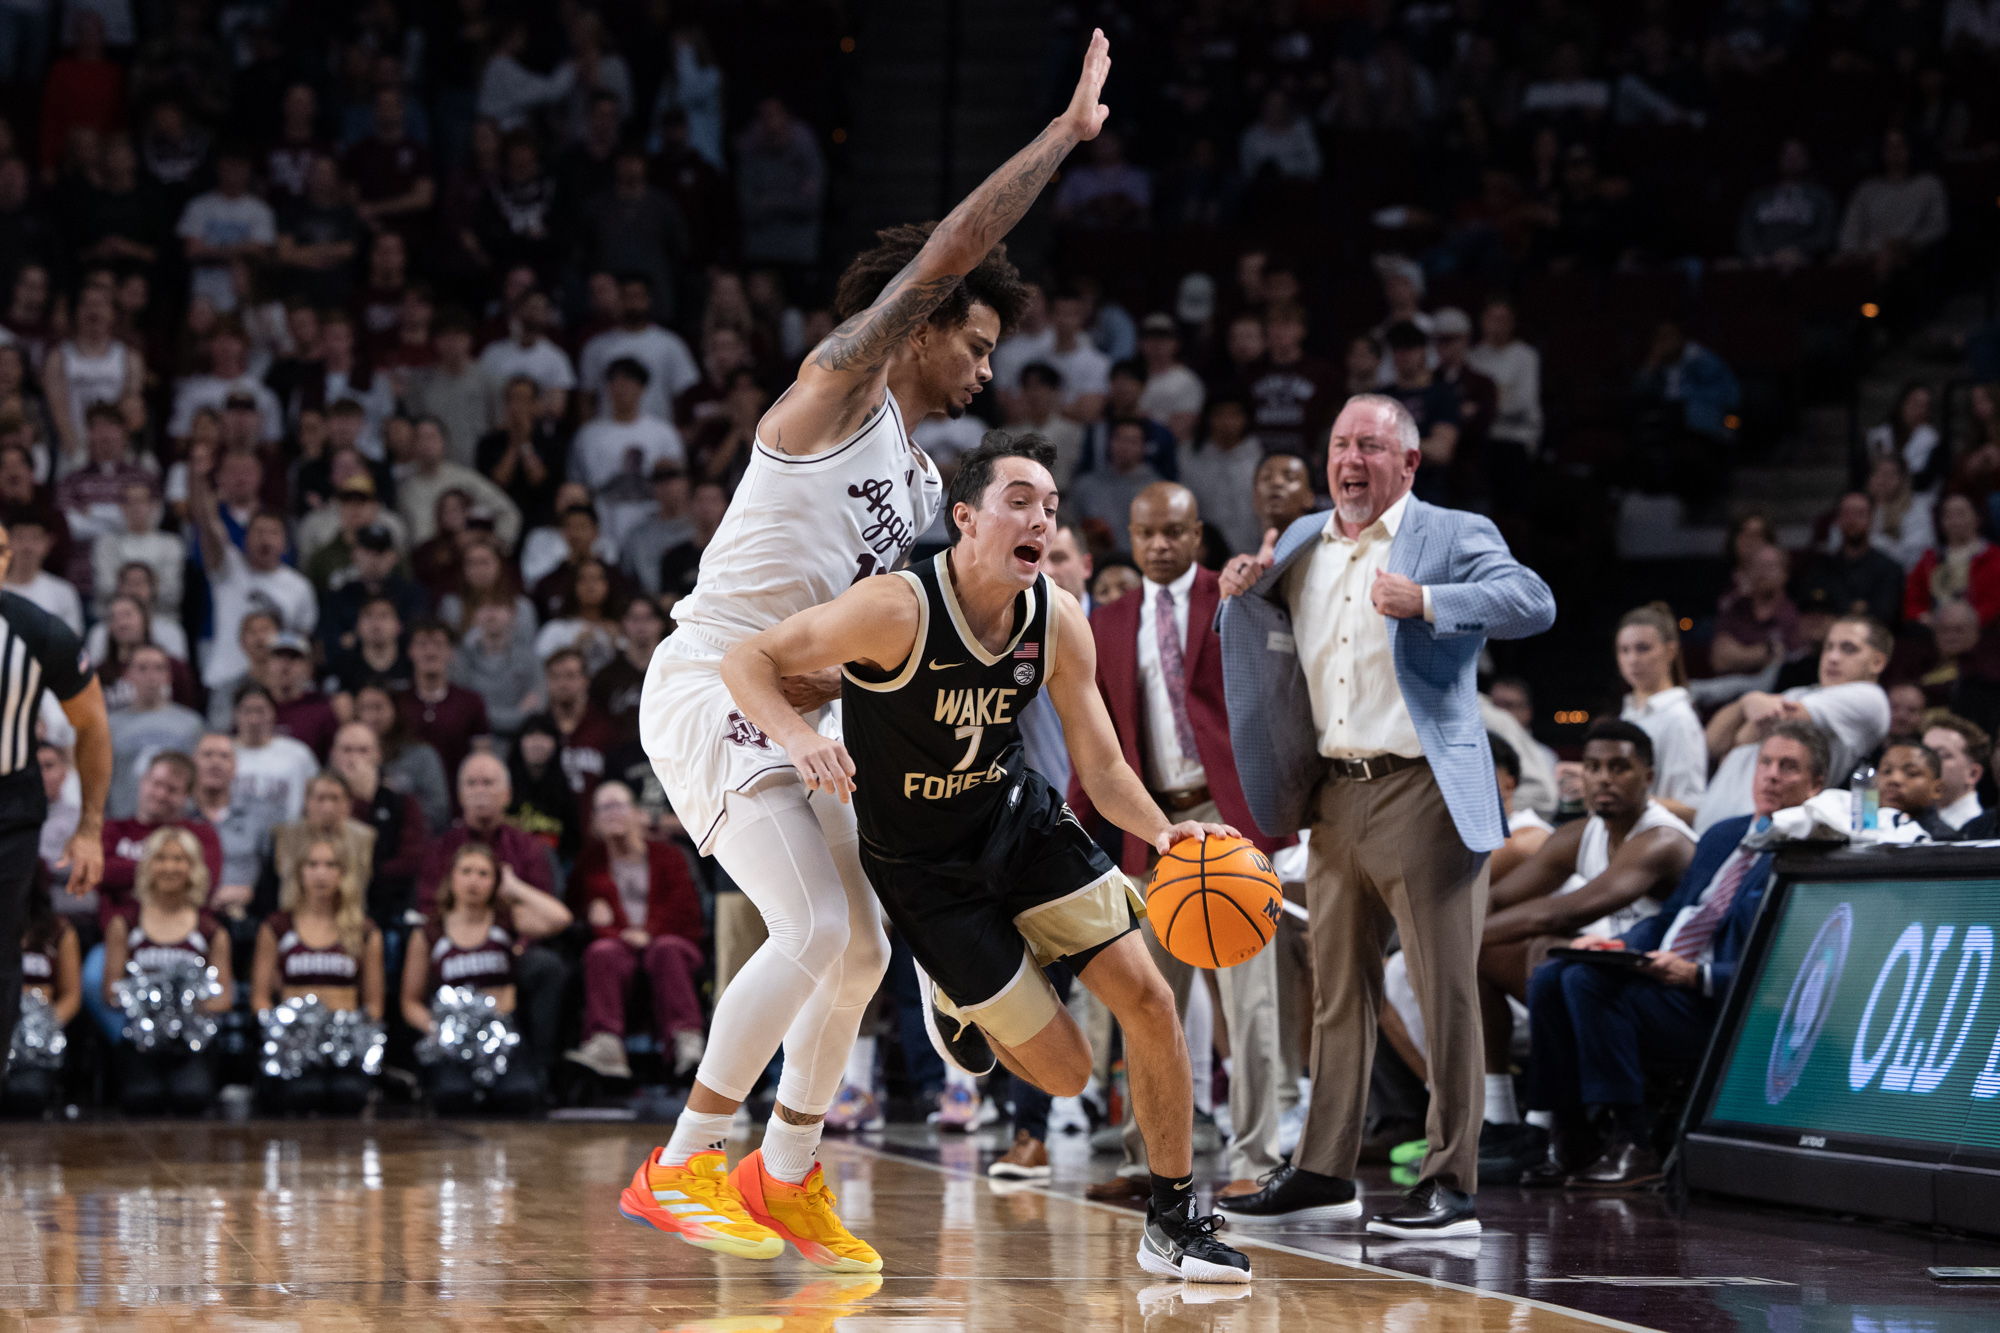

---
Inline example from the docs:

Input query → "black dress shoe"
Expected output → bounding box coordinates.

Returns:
[1519,1126,1600,1188]
[1569,1136,1664,1189]
[1214,1163,1360,1227]
[1366,1179,1481,1238]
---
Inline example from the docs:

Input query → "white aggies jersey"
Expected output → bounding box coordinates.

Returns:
[671,390,943,648]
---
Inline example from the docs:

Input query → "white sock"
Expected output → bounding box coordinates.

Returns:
[660,1110,737,1166]
[1484,1074,1521,1125]
[1526,1109,1554,1131]
[844,1035,877,1092]
[944,1065,978,1092]
[761,1115,824,1184]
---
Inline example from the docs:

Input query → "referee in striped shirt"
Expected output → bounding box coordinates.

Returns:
[0,520,111,1066]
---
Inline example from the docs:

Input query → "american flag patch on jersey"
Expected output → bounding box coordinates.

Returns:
[1014,643,1038,659]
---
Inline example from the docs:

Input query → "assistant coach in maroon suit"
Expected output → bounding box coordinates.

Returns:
[1072,481,1290,1201]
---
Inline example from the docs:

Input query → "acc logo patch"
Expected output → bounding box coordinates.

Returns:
[1766,903,1853,1105]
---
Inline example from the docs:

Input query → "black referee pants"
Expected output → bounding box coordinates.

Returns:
[0,826,43,1063]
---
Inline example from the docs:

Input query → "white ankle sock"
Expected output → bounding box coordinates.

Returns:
[660,1110,737,1166]
[1525,1109,1554,1131]
[844,1035,877,1092]
[762,1116,824,1183]
[1484,1073,1521,1125]
[944,1065,978,1092]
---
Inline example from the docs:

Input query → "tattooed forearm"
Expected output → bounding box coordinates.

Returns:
[810,123,1080,378]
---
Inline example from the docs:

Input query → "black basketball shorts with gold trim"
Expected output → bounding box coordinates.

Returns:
[859,764,1143,1048]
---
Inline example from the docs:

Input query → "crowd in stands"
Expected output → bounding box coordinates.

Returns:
[4,0,2000,1207]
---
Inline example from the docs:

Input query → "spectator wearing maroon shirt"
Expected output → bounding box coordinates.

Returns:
[414,752,553,915]
[97,751,224,928]
[401,620,488,793]
[40,14,127,178]
[353,230,410,357]
[345,86,435,237]
[564,782,706,1081]
[544,648,617,829]
[589,596,664,745]
[263,632,340,759]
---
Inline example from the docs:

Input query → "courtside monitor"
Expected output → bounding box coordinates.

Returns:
[1683,845,2000,1234]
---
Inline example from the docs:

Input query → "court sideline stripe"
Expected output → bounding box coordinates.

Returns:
[843,1142,1665,1333]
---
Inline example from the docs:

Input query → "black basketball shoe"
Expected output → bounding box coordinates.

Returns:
[920,972,996,1076]
[1137,1196,1254,1283]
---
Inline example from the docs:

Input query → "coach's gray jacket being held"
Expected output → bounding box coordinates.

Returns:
[1218,498,1556,850]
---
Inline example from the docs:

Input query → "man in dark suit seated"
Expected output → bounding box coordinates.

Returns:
[1522,719,1830,1190]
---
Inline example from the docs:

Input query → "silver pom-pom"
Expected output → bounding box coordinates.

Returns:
[415,986,521,1087]
[113,958,224,1052]
[7,990,67,1071]
[260,996,386,1080]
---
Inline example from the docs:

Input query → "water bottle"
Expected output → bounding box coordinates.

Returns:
[1850,760,1879,832]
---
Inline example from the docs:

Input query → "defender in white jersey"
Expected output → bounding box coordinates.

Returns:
[621,29,1115,1273]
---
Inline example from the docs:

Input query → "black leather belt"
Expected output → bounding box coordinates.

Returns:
[1326,754,1427,782]
[1151,784,1211,813]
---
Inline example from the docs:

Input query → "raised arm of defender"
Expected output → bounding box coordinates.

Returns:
[760,30,1113,451]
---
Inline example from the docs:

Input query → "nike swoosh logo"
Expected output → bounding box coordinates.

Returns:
[928,660,963,671]
[1175,1181,1192,1191]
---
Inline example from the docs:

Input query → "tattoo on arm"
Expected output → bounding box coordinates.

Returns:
[809,124,1077,379]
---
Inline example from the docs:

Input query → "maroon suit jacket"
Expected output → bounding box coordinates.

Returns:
[1068,564,1282,874]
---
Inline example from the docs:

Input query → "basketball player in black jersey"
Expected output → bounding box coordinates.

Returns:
[721,433,1252,1283]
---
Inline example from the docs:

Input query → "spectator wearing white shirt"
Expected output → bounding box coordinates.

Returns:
[477,21,576,132]
[176,146,275,314]
[229,682,320,823]
[90,566,190,662]
[1922,711,1989,830]
[578,275,700,421]
[187,444,317,688]
[396,417,522,549]
[478,289,575,421]
[1865,382,1943,493]
[1519,41,1611,117]
[1839,128,1949,281]
[90,479,184,616]
[1039,289,1112,423]
[1239,89,1322,181]
[1465,297,1543,460]
[1696,616,1891,833]
[167,321,285,445]
[1135,311,1205,444]
[0,515,83,632]
[1615,605,1707,824]
[571,360,687,544]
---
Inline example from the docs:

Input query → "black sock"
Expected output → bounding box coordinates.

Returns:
[1151,1171,1195,1218]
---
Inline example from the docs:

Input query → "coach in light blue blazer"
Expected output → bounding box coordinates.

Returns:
[1211,394,1554,1241]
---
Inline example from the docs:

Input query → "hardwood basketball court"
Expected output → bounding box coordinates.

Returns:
[3,1120,1995,1331]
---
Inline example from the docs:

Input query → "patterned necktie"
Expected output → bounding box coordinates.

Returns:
[1154,586,1201,764]
[1671,849,1756,962]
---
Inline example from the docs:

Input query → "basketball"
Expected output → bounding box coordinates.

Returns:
[1147,836,1283,969]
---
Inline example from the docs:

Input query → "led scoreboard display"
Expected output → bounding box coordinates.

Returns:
[1684,846,2000,1233]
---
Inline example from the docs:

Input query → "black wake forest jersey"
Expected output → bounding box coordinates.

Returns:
[0,590,94,830]
[842,552,1055,863]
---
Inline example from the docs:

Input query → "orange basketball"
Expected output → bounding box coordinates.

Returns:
[1147,835,1283,969]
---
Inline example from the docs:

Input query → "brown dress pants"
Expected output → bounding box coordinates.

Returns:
[1296,761,1490,1193]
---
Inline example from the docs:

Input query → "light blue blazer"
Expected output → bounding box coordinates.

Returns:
[1217,498,1556,853]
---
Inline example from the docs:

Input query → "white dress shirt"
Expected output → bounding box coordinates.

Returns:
[1942,790,1984,830]
[1135,564,1206,792]
[1285,493,1434,760]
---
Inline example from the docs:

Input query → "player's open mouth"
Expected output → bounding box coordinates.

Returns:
[1014,544,1041,564]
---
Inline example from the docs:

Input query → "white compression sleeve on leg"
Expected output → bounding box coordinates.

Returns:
[695,783,866,1104]
[770,791,890,1117]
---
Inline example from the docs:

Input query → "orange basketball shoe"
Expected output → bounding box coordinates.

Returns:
[619,1148,785,1259]
[727,1149,883,1273]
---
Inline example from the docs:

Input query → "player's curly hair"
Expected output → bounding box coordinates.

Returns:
[832,222,1033,335]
